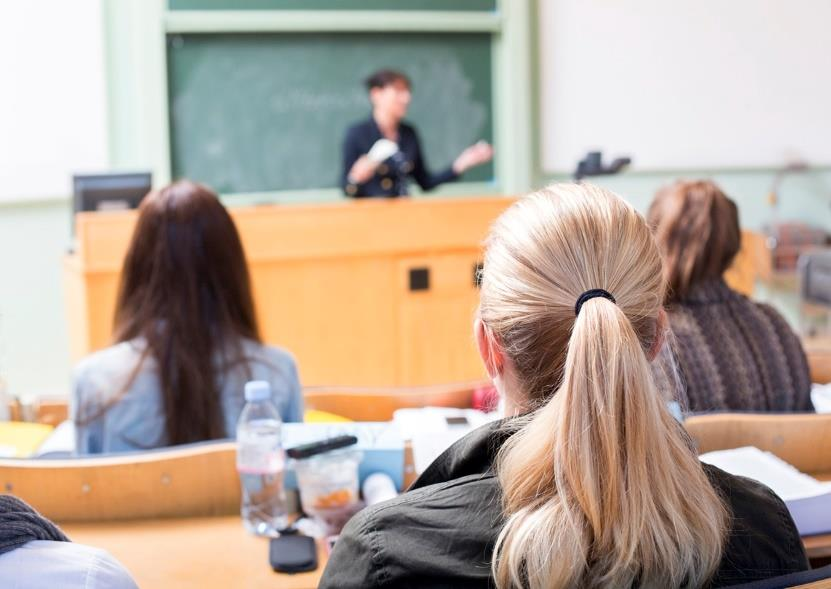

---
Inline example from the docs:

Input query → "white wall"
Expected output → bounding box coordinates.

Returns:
[537,0,831,232]
[539,0,831,172]
[0,202,71,398]
[0,1,106,398]
[0,1,108,201]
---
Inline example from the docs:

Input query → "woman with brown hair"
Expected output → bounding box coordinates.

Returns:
[321,184,807,588]
[649,179,812,412]
[71,180,302,454]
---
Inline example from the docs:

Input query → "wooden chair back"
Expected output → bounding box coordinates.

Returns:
[0,381,487,523]
[7,382,488,427]
[684,413,831,477]
[0,441,239,523]
[303,380,488,422]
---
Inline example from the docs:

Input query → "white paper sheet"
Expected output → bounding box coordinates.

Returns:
[700,446,827,501]
[393,407,500,474]
[699,446,831,535]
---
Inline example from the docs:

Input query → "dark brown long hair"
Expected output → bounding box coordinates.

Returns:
[113,180,260,445]
[647,180,741,302]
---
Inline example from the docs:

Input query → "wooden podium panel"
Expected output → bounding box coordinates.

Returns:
[64,197,513,387]
[396,253,483,385]
[64,197,770,387]
[251,256,399,385]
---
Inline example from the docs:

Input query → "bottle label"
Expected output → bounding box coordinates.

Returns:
[237,447,285,475]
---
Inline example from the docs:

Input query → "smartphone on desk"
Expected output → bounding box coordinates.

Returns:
[270,534,318,574]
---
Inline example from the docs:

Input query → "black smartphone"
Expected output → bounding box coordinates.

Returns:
[269,534,318,574]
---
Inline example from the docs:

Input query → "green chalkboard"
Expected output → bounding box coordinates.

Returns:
[166,33,493,194]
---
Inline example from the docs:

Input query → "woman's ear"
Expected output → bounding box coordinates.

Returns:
[648,309,669,361]
[475,318,504,378]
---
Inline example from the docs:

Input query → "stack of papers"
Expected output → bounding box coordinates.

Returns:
[700,446,831,535]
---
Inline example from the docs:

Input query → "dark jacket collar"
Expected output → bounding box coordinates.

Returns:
[410,419,516,490]
[365,114,415,141]
[365,115,383,141]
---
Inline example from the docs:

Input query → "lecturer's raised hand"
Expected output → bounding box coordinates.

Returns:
[348,139,400,184]
[452,141,494,175]
[348,156,380,184]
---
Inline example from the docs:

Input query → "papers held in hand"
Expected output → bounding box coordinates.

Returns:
[700,446,831,536]
[367,139,399,163]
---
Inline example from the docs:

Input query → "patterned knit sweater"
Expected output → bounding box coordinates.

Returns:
[656,279,813,412]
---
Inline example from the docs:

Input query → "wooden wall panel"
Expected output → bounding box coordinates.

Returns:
[64,198,773,387]
[396,253,485,385]
[66,198,513,387]
[250,258,397,386]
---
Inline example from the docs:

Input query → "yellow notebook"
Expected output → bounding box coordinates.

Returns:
[0,422,54,458]
[304,409,352,423]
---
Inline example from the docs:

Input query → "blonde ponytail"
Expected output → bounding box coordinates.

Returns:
[481,185,727,589]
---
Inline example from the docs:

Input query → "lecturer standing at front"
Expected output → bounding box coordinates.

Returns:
[342,69,493,198]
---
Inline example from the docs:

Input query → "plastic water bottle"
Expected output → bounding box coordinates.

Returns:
[236,381,288,536]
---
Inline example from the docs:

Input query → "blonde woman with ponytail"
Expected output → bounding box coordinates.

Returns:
[321,184,808,589]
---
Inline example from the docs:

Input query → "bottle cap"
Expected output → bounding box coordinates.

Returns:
[244,380,271,402]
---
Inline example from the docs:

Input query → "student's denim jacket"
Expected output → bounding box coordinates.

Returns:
[71,338,303,454]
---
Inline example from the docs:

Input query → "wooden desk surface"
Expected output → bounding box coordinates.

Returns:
[58,436,831,586]
[64,516,324,589]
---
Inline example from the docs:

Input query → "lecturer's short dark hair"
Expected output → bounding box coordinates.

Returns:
[365,69,411,91]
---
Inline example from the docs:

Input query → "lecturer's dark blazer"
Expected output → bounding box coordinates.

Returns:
[341,117,457,197]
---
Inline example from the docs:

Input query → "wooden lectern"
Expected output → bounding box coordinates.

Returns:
[64,196,776,387]
[64,197,513,387]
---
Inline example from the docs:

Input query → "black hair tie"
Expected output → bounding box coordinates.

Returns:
[574,289,616,316]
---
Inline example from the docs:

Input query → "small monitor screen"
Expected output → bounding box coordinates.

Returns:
[72,172,152,214]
